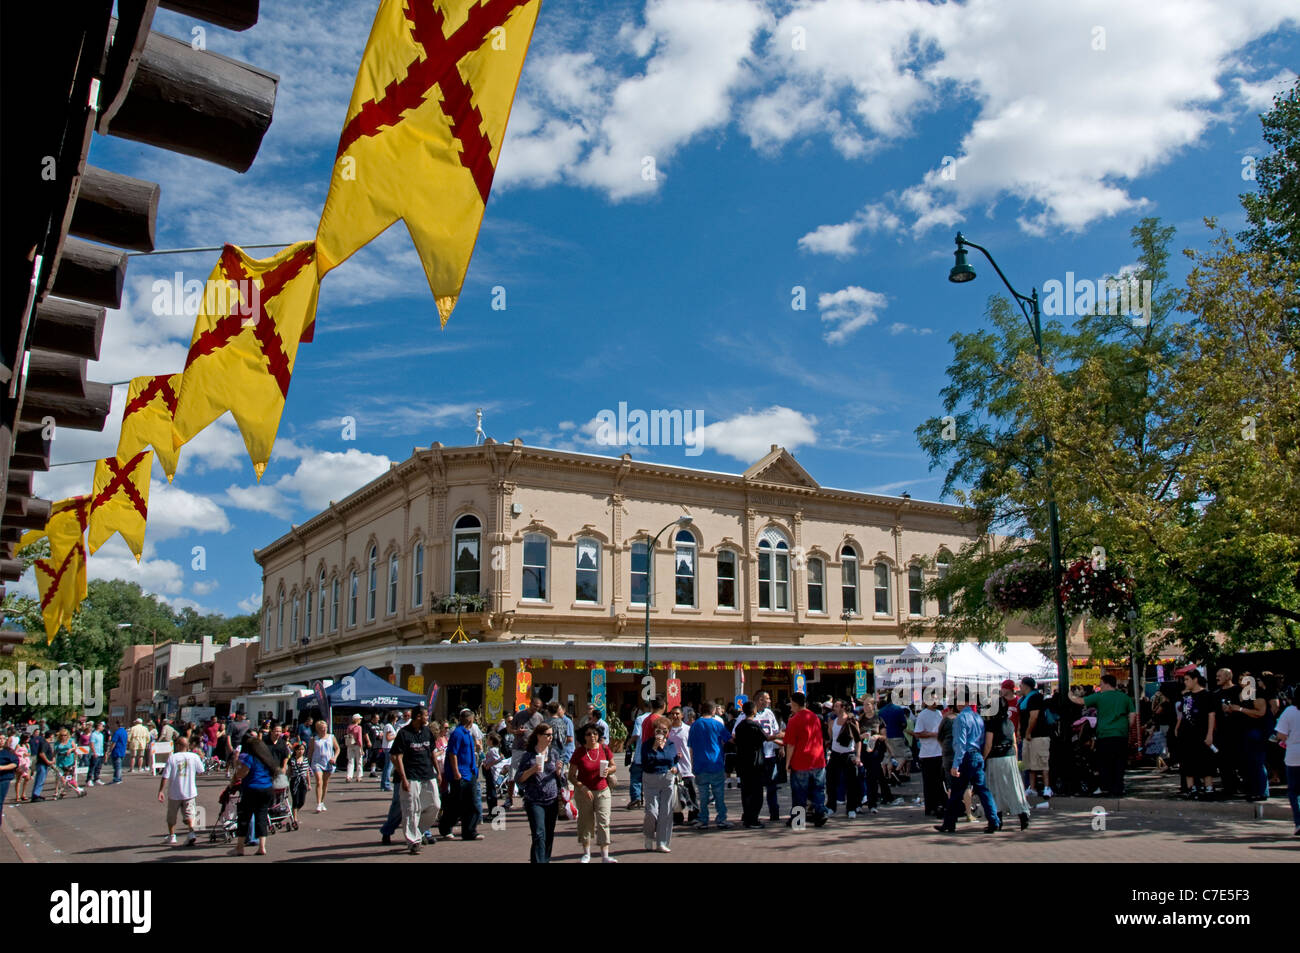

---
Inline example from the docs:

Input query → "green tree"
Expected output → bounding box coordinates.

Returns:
[1240,77,1299,265]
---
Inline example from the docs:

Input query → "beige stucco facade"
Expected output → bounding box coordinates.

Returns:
[251,442,1048,721]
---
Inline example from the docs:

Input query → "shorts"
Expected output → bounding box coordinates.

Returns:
[128,744,145,755]
[887,738,911,764]
[166,797,197,827]
[311,762,336,774]
[1024,736,1051,771]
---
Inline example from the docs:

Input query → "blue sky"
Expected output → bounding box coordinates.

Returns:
[26,0,1299,618]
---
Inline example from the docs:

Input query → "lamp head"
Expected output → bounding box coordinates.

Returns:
[677,514,693,525]
[949,244,976,283]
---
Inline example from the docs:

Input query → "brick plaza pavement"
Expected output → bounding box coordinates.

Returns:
[3,769,1296,864]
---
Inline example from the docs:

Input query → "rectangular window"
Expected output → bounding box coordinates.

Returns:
[367,560,377,621]
[909,565,925,616]
[454,533,480,596]
[807,558,824,612]
[291,597,300,643]
[412,545,424,607]
[305,592,312,638]
[349,574,358,626]
[937,562,950,617]
[717,551,736,609]
[675,544,695,607]
[842,558,858,614]
[331,579,339,631]
[758,550,771,610]
[774,553,789,610]
[388,556,399,615]
[630,541,650,606]
[318,584,326,634]
[874,563,891,615]
[576,538,600,603]
[277,601,284,648]
[522,535,548,601]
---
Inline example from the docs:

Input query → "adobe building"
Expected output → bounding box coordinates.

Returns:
[252,441,1051,725]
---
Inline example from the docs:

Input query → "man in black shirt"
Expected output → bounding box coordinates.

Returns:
[1212,668,1242,796]
[264,722,290,771]
[365,714,384,776]
[390,706,440,854]
[733,701,768,828]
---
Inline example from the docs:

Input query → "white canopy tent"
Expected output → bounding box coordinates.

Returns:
[975,641,1059,683]
[900,641,1058,685]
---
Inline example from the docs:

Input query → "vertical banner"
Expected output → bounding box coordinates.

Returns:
[311,680,330,726]
[854,667,868,700]
[407,674,424,696]
[590,666,607,717]
[666,678,681,710]
[515,669,532,712]
[426,681,439,715]
[387,671,397,685]
[793,667,806,695]
[485,667,505,724]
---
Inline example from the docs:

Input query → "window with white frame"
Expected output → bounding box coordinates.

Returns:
[348,572,358,626]
[807,557,825,612]
[304,588,312,639]
[522,533,548,601]
[674,530,696,607]
[318,571,326,635]
[388,553,399,615]
[575,537,600,603]
[412,543,424,607]
[367,547,378,621]
[874,562,891,614]
[453,514,481,596]
[909,564,925,616]
[716,550,737,609]
[757,528,790,611]
[630,540,650,606]
[330,577,339,631]
[937,555,951,617]
[277,591,284,648]
[841,545,859,614]
[291,595,300,644]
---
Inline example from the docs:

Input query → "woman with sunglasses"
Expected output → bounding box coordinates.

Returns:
[516,722,568,863]
[641,716,680,853]
[568,723,617,863]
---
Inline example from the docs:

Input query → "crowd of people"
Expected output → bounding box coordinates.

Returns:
[2,660,1295,859]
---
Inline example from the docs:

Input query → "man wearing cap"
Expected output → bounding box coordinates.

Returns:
[438,709,484,842]
[127,718,150,773]
[935,701,1000,834]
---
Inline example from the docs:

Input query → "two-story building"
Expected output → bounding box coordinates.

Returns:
[253,441,1047,724]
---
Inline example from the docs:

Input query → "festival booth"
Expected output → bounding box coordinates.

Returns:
[296,666,427,744]
[891,641,1058,705]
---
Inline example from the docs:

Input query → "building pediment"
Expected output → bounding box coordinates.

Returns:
[742,446,819,490]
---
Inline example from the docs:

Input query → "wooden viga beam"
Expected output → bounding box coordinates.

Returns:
[158,0,260,32]
[26,350,87,400]
[30,298,107,362]
[19,381,114,433]
[6,495,51,530]
[68,166,159,252]
[102,28,278,173]
[49,239,126,310]
[10,426,53,475]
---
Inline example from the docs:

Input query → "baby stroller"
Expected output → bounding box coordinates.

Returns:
[268,784,297,832]
[209,783,242,843]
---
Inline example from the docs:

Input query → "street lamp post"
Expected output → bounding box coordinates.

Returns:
[840,608,853,644]
[949,233,1071,704]
[644,515,693,685]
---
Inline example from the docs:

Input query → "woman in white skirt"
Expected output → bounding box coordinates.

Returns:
[984,688,1032,831]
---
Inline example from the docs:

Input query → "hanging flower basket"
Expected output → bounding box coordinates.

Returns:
[984,559,1052,613]
[1059,557,1136,619]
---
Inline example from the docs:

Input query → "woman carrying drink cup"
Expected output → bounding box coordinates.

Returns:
[516,722,569,863]
[568,723,618,863]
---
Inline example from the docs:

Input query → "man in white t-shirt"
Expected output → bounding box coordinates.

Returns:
[380,713,398,791]
[157,736,205,845]
[1272,701,1300,836]
[913,699,945,817]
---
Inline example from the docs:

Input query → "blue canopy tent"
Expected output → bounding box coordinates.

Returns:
[296,666,426,711]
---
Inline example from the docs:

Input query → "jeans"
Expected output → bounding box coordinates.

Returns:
[920,757,944,815]
[1096,736,1129,796]
[31,764,48,798]
[739,766,766,824]
[1241,729,1269,800]
[941,753,999,829]
[111,754,123,782]
[642,772,674,846]
[695,771,727,825]
[380,750,393,790]
[0,780,8,826]
[524,798,559,863]
[380,785,403,837]
[88,755,104,783]
[789,767,826,820]
[629,762,643,802]
[1286,765,1300,828]
[438,776,482,840]
[764,757,781,819]
[826,752,862,813]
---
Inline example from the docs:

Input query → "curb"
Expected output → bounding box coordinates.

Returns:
[2,806,50,864]
[1042,795,1292,821]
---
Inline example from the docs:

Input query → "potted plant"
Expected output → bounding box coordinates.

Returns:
[608,712,628,753]
[1059,556,1136,619]
[983,558,1052,614]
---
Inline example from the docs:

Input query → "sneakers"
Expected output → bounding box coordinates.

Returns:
[655,843,671,853]
[847,811,858,819]
[1034,800,1051,810]
[885,798,905,807]
[644,837,655,852]
[408,843,421,855]
[716,820,733,830]
[692,821,709,830]
[602,854,619,862]
[185,834,198,846]
[580,853,591,864]
[1041,786,1054,798]
[165,834,177,845]
[627,800,643,810]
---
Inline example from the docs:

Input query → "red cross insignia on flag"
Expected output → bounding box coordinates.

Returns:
[118,374,182,481]
[89,450,153,561]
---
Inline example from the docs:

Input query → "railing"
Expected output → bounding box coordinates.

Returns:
[428,591,492,614]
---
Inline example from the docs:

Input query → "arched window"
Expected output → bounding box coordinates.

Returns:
[716,550,737,609]
[412,543,424,608]
[388,553,399,615]
[874,562,891,615]
[453,514,482,596]
[936,553,951,617]
[757,528,790,611]
[630,540,650,606]
[348,571,358,626]
[366,547,378,621]
[264,606,272,643]
[807,557,825,612]
[575,537,600,603]
[318,571,326,635]
[304,587,312,640]
[330,577,339,631]
[291,595,300,644]
[522,533,548,601]
[277,590,285,648]
[674,530,696,607]
[841,545,859,615]
[909,564,925,616]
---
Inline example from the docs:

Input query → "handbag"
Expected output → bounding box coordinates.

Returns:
[669,775,685,813]
[560,785,578,820]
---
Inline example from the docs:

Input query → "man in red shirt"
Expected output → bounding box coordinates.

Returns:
[784,692,827,827]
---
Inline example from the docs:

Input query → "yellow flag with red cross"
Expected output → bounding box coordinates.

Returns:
[88,450,153,561]
[170,241,320,479]
[19,496,91,642]
[118,374,182,481]
[315,0,542,325]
